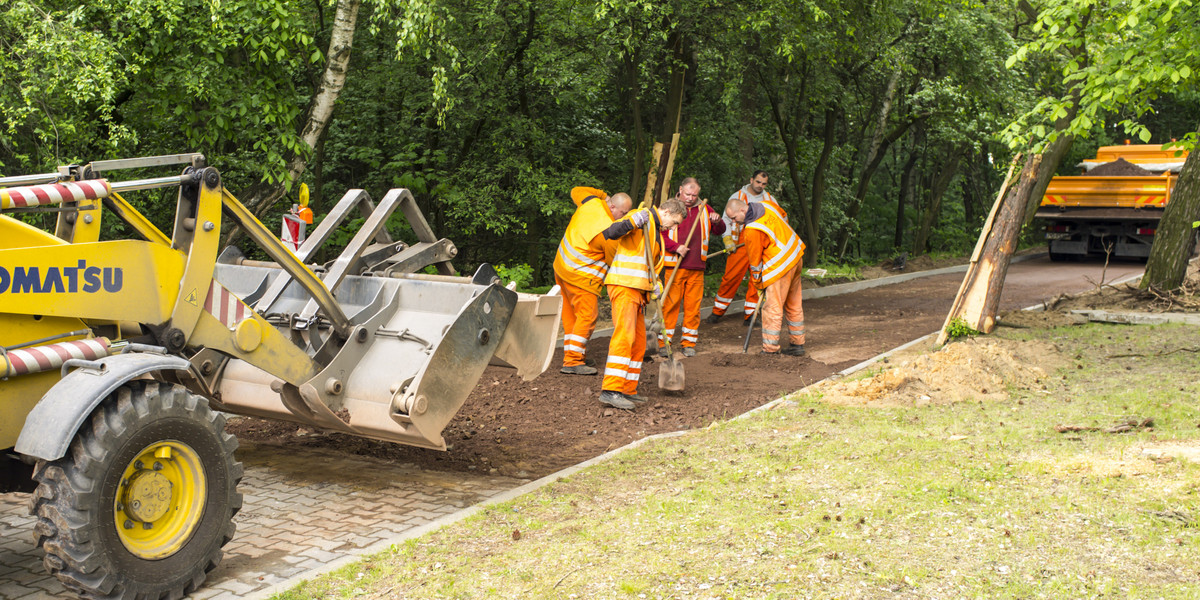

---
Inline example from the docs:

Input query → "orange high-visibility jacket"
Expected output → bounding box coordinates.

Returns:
[603,207,664,292]
[553,187,618,294]
[744,209,805,287]
[727,187,787,245]
[663,204,718,269]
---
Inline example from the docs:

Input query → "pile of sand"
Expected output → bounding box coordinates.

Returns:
[804,337,1066,407]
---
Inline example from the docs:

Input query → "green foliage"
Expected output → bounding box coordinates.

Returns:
[493,263,534,291]
[3,0,1196,284]
[944,317,980,340]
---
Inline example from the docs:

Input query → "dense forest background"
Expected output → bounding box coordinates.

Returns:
[3,0,1199,286]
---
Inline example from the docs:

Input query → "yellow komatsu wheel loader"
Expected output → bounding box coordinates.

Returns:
[0,154,562,599]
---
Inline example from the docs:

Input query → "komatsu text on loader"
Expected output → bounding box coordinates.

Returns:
[0,154,562,598]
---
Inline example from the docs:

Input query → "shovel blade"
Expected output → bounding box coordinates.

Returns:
[658,358,686,391]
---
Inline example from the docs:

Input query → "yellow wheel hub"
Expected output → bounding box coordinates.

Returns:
[113,441,207,559]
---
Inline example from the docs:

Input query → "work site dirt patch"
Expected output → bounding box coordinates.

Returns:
[226,256,1120,481]
[803,337,1066,407]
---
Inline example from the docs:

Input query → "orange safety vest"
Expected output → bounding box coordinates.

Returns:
[727,188,787,244]
[663,204,716,269]
[553,187,617,294]
[745,210,805,287]
[603,207,664,292]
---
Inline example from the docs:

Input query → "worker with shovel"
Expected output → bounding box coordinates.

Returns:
[553,188,633,375]
[724,195,806,356]
[597,199,687,409]
[657,178,724,358]
[706,171,788,325]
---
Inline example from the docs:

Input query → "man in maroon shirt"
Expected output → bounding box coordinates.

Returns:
[656,177,725,357]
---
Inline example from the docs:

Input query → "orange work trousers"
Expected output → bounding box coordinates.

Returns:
[556,275,599,367]
[658,267,704,349]
[603,285,646,394]
[760,258,805,353]
[712,245,760,317]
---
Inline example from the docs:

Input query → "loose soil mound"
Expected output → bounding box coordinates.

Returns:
[1087,158,1157,177]
[804,338,1066,407]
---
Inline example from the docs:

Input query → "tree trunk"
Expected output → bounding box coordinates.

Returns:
[834,68,902,257]
[1142,128,1200,290]
[895,150,919,249]
[912,145,965,255]
[805,107,838,263]
[623,53,646,198]
[939,155,1040,343]
[249,0,362,217]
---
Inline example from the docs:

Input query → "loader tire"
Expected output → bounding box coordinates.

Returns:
[29,381,242,599]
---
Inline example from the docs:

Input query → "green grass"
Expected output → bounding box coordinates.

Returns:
[273,323,1200,599]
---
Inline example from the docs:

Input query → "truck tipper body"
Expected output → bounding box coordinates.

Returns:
[1037,144,1187,260]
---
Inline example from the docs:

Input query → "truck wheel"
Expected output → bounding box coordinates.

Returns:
[29,381,242,599]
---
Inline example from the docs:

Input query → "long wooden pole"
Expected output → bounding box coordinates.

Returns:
[936,155,1021,345]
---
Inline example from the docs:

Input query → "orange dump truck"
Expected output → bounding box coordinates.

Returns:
[1037,144,1187,260]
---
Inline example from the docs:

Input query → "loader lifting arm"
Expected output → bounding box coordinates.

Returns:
[0,154,562,600]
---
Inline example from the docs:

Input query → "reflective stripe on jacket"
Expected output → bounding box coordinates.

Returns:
[553,187,617,294]
[663,204,715,269]
[744,210,805,287]
[726,187,787,245]
[603,207,663,292]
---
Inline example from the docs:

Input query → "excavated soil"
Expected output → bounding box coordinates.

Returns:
[802,337,1067,408]
[1087,158,1157,176]
[227,254,1168,480]
[228,271,986,479]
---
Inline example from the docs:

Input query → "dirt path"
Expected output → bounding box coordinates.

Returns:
[229,254,1145,479]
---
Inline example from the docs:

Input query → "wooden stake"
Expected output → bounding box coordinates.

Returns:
[937,155,1022,345]
[643,142,664,207]
[659,132,681,204]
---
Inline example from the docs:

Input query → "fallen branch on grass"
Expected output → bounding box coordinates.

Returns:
[1054,417,1154,434]
[1108,347,1200,359]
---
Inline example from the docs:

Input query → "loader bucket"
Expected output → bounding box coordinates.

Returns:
[213,265,562,450]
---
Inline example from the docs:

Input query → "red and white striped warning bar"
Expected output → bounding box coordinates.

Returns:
[2,337,111,377]
[203,281,253,329]
[0,179,111,210]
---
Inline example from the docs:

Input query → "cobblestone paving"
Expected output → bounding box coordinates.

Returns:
[0,442,526,599]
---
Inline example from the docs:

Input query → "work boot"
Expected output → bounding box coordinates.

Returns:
[760,349,780,356]
[561,364,598,375]
[781,345,806,357]
[600,390,635,410]
[682,347,696,357]
[624,392,648,403]
[704,313,722,324]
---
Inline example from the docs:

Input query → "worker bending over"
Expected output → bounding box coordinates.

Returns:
[658,177,724,357]
[598,199,687,409]
[724,195,806,356]
[553,188,633,375]
[707,171,788,324]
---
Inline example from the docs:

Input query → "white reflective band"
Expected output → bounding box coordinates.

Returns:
[605,355,632,367]
[615,253,648,266]
[714,301,730,310]
[564,343,586,353]
[629,360,642,370]
[604,367,629,379]
[786,320,804,328]
[744,302,758,309]
[564,334,589,343]
[682,335,697,342]
[715,295,732,303]
[762,328,781,336]
[557,243,608,280]
[683,327,698,334]
[607,265,652,279]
